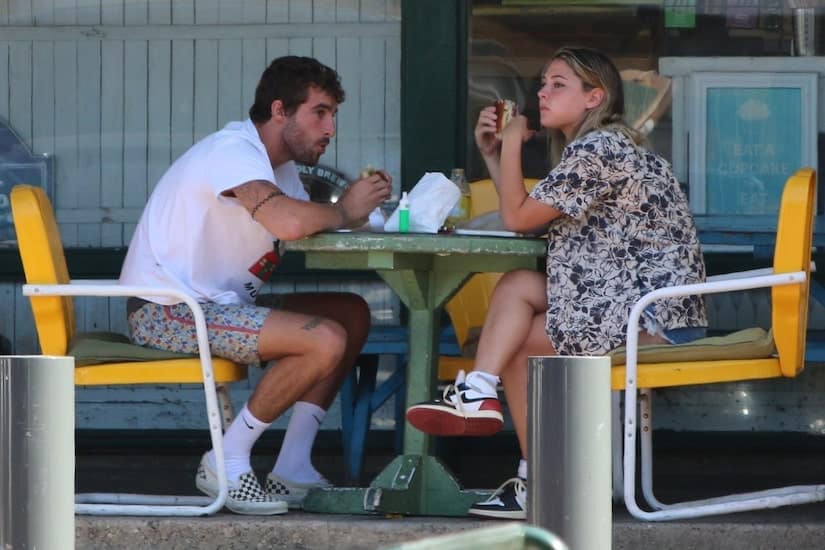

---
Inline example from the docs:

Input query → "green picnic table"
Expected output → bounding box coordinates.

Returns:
[286,231,546,516]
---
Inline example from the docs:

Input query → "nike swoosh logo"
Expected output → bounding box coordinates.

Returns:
[311,414,323,426]
[458,393,495,404]
[242,415,254,430]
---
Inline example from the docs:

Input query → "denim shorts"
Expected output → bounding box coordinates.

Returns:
[644,305,706,345]
[662,326,707,345]
[127,294,284,367]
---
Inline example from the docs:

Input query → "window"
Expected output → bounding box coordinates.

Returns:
[466,0,821,190]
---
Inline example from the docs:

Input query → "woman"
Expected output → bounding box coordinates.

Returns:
[407,47,707,519]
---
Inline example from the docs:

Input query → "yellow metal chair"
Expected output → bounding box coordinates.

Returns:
[440,178,539,379]
[614,167,819,519]
[11,184,247,516]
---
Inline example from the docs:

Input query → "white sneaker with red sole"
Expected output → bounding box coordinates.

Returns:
[406,371,503,436]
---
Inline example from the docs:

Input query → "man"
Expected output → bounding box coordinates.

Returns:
[120,56,392,515]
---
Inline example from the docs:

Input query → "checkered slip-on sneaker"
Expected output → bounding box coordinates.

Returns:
[265,473,332,509]
[195,453,287,515]
[468,477,527,520]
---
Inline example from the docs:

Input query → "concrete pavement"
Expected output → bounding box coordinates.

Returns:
[74,504,825,549]
[71,431,825,549]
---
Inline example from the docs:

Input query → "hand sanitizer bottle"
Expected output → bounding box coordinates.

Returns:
[398,191,410,233]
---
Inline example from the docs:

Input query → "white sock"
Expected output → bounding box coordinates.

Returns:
[207,404,270,485]
[465,370,499,396]
[518,459,527,480]
[272,401,326,484]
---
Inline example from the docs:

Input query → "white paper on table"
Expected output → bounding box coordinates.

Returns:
[384,172,460,233]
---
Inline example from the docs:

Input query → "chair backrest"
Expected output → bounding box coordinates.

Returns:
[445,274,500,349]
[445,178,540,348]
[467,178,540,217]
[11,184,75,355]
[772,167,816,377]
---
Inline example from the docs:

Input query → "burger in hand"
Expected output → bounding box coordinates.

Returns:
[495,99,517,138]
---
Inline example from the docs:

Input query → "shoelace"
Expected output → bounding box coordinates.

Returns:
[441,383,465,411]
[489,477,526,500]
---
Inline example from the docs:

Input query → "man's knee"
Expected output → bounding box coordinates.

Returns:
[342,293,371,326]
[313,319,348,373]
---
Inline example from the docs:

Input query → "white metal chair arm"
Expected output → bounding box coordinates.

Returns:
[22,283,215,388]
[705,261,813,283]
[22,282,227,516]
[69,278,120,285]
[622,270,807,520]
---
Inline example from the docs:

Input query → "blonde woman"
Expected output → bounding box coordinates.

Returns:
[407,47,707,519]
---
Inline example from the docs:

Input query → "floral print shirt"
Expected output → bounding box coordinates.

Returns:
[529,129,707,356]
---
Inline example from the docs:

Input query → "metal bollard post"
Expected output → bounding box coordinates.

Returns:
[1,356,75,550]
[527,356,611,550]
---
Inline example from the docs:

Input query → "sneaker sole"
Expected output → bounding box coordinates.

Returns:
[196,477,288,516]
[468,507,527,520]
[266,475,332,510]
[406,406,503,436]
[270,491,307,510]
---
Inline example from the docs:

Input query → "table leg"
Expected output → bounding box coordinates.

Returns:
[303,454,488,515]
[303,269,491,515]
[401,308,438,456]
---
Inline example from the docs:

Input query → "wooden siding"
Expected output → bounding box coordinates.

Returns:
[0,0,402,247]
[0,0,403,429]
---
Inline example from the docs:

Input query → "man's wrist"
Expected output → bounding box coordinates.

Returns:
[333,202,348,228]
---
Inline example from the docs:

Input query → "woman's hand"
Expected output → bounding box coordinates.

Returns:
[474,105,499,158]
[501,114,534,144]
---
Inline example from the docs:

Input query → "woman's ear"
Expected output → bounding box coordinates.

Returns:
[586,88,606,110]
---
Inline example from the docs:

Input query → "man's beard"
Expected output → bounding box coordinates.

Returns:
[283,118,328,165]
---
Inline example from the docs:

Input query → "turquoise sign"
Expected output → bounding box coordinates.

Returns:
[704,87,802,215]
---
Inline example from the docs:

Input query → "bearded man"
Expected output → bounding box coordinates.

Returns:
[120,56,392,515]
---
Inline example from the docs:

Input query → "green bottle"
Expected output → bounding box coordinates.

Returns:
[398,191,410,233]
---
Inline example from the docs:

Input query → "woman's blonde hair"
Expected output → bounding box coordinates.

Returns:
[545,46,644,164]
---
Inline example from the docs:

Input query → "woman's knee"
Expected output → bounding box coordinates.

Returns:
[499,269,529,283]
[497,269,543,292]
[492,270,546,307]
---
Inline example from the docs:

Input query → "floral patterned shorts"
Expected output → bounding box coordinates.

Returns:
[127,296,283,367]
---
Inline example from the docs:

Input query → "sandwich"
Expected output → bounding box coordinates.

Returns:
[495,99,516,138]
[360,165,377,179]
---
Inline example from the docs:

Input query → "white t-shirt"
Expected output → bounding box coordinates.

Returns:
[120,119,309,305]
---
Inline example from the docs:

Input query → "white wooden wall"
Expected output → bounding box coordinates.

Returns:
[0,0,403,429]
[0,0,401,247]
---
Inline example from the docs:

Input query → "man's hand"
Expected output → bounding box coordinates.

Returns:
[336,170,392,227]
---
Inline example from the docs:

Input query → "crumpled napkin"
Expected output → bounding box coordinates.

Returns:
[384,172,460,233]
